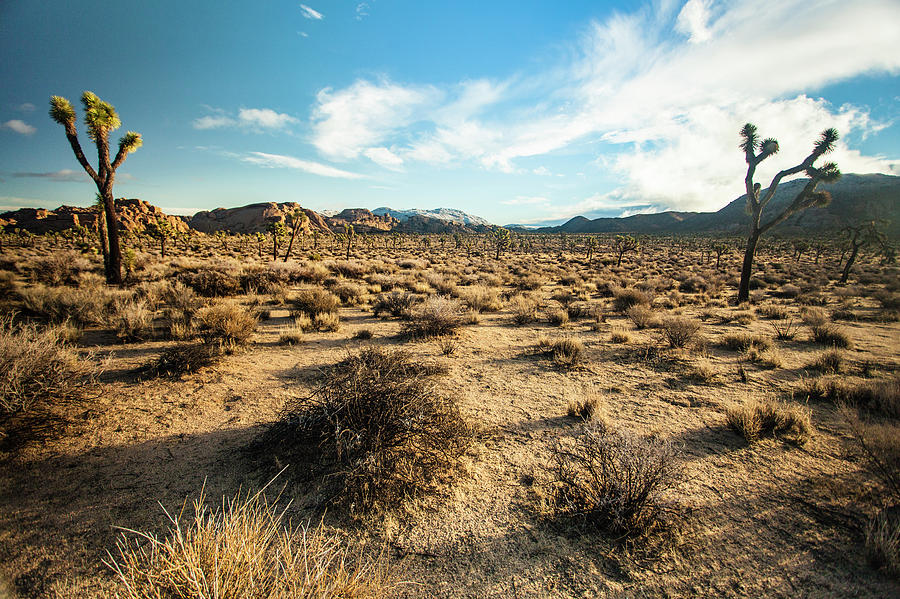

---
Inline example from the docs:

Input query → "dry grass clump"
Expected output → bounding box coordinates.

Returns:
[771,318,800,340]
[546,308,570,327]
[19,284,112,326]
[758,304,789,320]
[809,323,853,348]
[537,335,584,368]
[0,318,93,419]
[148,342,220,377]
[372,291,419,318]
[547,424,683,538]
[326,260,368,279]
[865,508,900,578]
[515,274,543,291]
[112,299,154,342]
[611,287,652,312]
[803,377,899,419]
[178,269,241,297]
[720,332,773,352]
[459,285,502,313]
[566,394,604,422]
[194,301,258,352]
[806,349,846,374]
[610,328,631,343]
[626,304,659,330]
[312,312,342,332]
[842,406,900,503]
[106,485,388,598]
[278,320,305,345]
[659,316,701,348]
[509,294,540,325]
[726,398,813,445]
[331,281,366,306]
[30,251,93,286]
[260,347,470,512]
[401,296,462,338]
[292,288,341,317]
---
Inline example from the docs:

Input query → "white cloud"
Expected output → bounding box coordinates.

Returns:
[13,169,85,182]
[193,108,298,131]
[501,195,551,206]
[238,108,298,129]
[16,103,35,112]
[299,4,323,20]
[532,166,552,176]
[356,2,370,21]
[676,0,713,43]
[299,31,309,37]
[2,119,36,135]
[363,147,404,170]
[192,115,236,130]
[243,151,363,179]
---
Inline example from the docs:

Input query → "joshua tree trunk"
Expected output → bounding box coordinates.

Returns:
[738,229,761,303]
[101,188,123,284]
[840,245,860,285]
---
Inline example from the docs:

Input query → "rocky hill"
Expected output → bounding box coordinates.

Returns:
[533,174,900,237]
[372,207,492,229]
[0,199,190,235]
[189,202,330,235]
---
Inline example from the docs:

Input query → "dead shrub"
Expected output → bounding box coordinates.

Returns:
[842,406,900,503]
[721,332,772,352]
[292,288,341,317]
[194,301,258,352]
[30,251,93,286]
[547,425,683,538]
[401,296,462,338]
[810,323,853,348]
[659,317,701,348]
[459,285,502,313]
[612,287,652,312]
[112,299,154,342]
[537,336,584,368]
[546,308,570,327]
[806,349,846,374]
[726,398,813,445]
[509,294,540,325]
[259,347,470,512]
[865,508,900,578]
[803,377,899,419]
[372,291,419,318]
[178,269,241,297]
[626,304,659,330]
[106,484,388,598]
[148,342,220,377]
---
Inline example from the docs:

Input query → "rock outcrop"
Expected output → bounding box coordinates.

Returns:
[189,202,331,234]
[325,208,398,233]
[0,199,189,234]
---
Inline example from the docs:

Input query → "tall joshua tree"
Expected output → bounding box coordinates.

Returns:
[50,92,142,285]
[737,123,841,303]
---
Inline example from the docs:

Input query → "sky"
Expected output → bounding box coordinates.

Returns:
[1,0,898,226]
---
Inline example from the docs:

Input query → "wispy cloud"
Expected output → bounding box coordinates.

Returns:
[2,119,36,135]
[675,0,714,43]
[16,103,35,113]
[355,2,370,21]
[501,195,551,206]
[299,4,323,20]
[242,151,363,179]
[13,169,85,182]
[363,147,404,170]
[193,107,298,131]
[0,196,59,211]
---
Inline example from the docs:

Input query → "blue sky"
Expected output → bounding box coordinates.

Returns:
[1,0,898,226]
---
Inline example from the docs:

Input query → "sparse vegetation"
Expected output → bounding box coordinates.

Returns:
[726,398,813,445]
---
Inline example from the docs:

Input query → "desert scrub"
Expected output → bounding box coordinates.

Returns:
[401,296,462,338]
[626,304,659,330]
[178,269,241,297]
[547,424,683,537]
[258,347,470,513]
[809,323,853,348]
[806,349,846,374]
[802,377,899,419]
[726,398,813,445]
[29,251,94,286]
[331,281,366,306]
[720,332,773,352]
[659,316,701,348]
[865,508,900,578]
[147,342,221,377]
[112,299,154,342]
[566,394,605,423]
[372,291,419,318]
[610,328,631,343]
[0,318,94,418]
[106,485,388,598]
[611,287,652,312]
[546,308,570,327]
[771,318,800,340]
[842,406,900,503]
[537,335,584,368]
[509,294,540,325]
[194,301,258,352]
[19,284,113,326]
[459,284,502,313]
[278,320,305,345]
[292,288,341,317]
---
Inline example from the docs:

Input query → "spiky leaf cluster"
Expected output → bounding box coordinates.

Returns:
[82,91,121,141]
[49,96,76,126]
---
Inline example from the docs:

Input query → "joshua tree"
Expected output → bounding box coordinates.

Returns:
[493,227,511,260]
[145,217,174,258]
[343,223,355,260]
[613,235,639,267]
[283,208,308,262]
[255,232,265,259]
[586,237,598,262]
[712,242,728,270]
[737,123,841,303]
[267,221,287,262]
[839,221,885,284]
[50,92,142,285]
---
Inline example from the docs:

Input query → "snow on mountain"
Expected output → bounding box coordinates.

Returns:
[372,207,493,227]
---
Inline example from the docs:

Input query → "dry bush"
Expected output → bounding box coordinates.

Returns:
[515,274,543,291]
[803,377,899,419]
[726,398,813,445]
[626,304,659,330]
[567,394,604,422]
[806,349,846,374]
[459,285,502,313]
[547,424,683,538]
[611,287,652,312]
[19,284,112,326]
[178,269,241,297]
[610,328,631,343]
[30,251,93,286]
[260,347,470,512]
[771,318,800,340]
[296,262,330,284]
[721,332,773,352]
[0,318,93,419]
[537,336,584,368]
[509,294,540,325]
[112,299,154,342]
[401,296,462,338]
[810,323,853,348]
[313,312,341,332]
[326,260,368,279]
[842,406,900,503]
[278,320,305,345]
[240,269,284,295]
[372,291,419,318]
[148,342,220,377]
[424,273,457,295]
[106,485,388,598]
[865,508,900,579]
[758,304,789,320]
[194,302,258,352]
[659,317,701,348]
[546,308,570,327]
[331,282,366,306]
[683,359,720,384]
[292,288,341,317]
